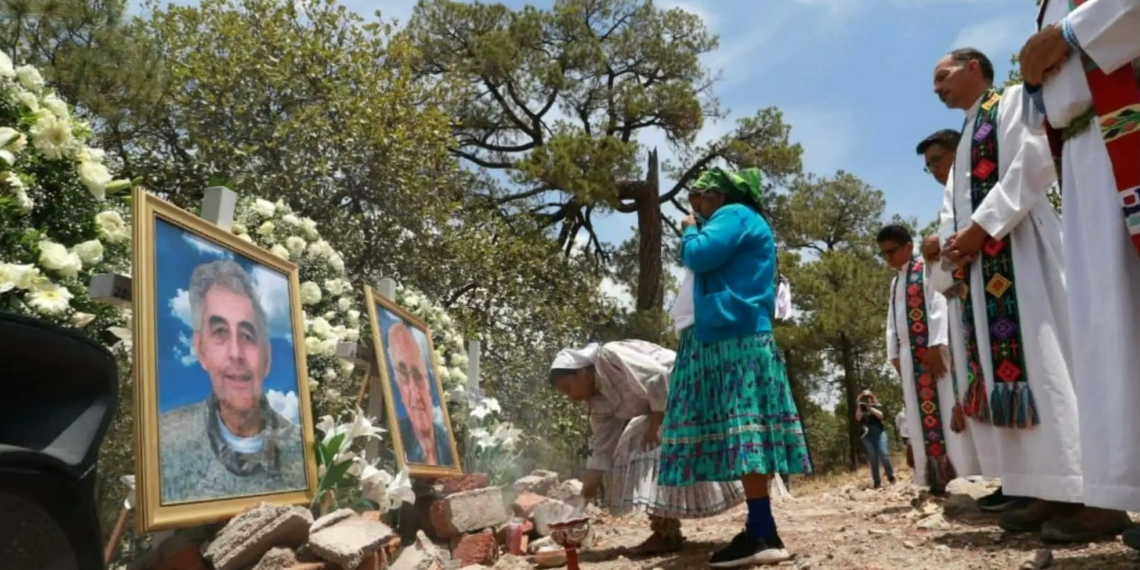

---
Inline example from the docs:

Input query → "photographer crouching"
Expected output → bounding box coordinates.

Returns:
[854,390,895,488]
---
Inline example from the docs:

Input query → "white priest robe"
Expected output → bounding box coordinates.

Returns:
[926,259,995,479]
[1037,0,1140,511]
[887,259,981,486]
[937,84,1083,503]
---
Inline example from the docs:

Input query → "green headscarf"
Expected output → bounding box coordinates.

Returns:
[691,166,765,209]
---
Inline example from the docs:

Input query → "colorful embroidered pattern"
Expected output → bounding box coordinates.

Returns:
[957,88,1040,429]
[1039,0,1140,257]
[896,259,956,488]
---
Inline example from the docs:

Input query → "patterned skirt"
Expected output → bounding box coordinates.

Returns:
[605,415,746,519]
[657,330,813,486]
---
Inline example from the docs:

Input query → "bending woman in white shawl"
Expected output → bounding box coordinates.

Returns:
[549,341,745,555]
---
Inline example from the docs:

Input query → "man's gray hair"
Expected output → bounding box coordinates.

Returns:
[189,260,270,355]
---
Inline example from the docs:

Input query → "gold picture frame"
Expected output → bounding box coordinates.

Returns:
[131,188,318,532]
[364,286,463,478]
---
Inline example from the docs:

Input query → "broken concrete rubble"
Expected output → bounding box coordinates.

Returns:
[308,510,396,570]
[203,503,313,570]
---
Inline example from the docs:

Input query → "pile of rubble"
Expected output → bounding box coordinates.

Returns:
[130,469,601,570]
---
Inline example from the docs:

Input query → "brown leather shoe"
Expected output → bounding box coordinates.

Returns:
[998,500,1082,533]
[1041,507,1133,544]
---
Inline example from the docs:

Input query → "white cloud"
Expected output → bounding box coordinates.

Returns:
[170,288,192,327]
[266,389,300,424]
[250,265,294,341]
[181,232,232,259]
[174,331,197,366]
[949,16,1032,60]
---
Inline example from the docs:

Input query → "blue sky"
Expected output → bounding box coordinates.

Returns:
[153,218,301,421]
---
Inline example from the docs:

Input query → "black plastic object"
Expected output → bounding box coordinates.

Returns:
[0,311,120,570]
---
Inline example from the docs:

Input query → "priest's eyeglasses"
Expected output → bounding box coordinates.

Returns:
[924,152,947,173]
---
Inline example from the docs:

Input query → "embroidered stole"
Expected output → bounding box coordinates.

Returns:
[953,88,1041,429]
[1037,0,1140,256]
[894,259,956,487]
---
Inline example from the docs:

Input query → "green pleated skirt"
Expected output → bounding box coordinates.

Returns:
[657,329,813,486]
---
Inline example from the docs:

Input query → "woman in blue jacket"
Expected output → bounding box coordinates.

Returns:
[657,167,811,568]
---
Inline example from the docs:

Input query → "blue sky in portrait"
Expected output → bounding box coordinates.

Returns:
[375,304,443,421]
[153,218,301,422]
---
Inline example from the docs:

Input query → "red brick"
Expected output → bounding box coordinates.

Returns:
[285,564,330,570]
[449,529,498,566]
[435,473,490,496]
[495,520,534,546]
[155,545,208,570]
[510,493,546,518]
[354,550,385,570]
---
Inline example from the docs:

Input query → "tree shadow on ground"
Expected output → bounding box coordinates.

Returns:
[932,530,1120,557]
[937,495,1003,528]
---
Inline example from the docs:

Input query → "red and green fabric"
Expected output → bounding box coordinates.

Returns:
[1037,0,1140,256]
[895,258,957,487]
[954,88,1040,429]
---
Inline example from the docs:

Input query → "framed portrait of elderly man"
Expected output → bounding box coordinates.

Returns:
[131,188,318,531]
[364,287,462,478]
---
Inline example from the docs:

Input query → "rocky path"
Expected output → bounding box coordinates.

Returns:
[569,471,1140,570]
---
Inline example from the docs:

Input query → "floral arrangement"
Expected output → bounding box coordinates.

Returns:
[0,50,132,334]
[463,397,523,485]
[313,407,414,514]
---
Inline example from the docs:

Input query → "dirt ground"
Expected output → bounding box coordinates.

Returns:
[572,468,1140,570]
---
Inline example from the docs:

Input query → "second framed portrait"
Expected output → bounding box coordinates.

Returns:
[364,287,462,478]
[131,188,318,531]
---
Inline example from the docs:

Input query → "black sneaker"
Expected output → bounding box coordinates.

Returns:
[708,529,791,568]
[976,487,1032,512]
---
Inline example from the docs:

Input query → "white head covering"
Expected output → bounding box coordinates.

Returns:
[550,342,600,371]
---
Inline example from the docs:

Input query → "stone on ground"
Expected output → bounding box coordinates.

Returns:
[204,503,313,570]
[308,511,395,570]
[429,487,508,538]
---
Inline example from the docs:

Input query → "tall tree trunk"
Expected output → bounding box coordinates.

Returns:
[635,149,663,313]
[839,334,860,471]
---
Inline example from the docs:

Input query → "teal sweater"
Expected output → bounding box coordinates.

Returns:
[681,203,776,342]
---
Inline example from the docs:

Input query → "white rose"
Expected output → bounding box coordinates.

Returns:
[41,93,69,120]
[304,336,323,355]
[0,127,26,153]
[285,236,307,256]
[450,366,467,382]
[323,368,337,381]
[326,387,342,399]
[310,317,332,338]
[321,278,342,296]
[347,310,361,326]
[232,222,247,235]
[328,254,345,273]
[300,281,322,305]
[439,313,452,326]
[237,233,253,243]
[16,92,38,111]
[72,239,104,266]
[337,297,352,312]
[300,217,318,239]
[257,221,275,236]
[15,64,44,92]
[0,263,36,293]
[281,213,301,226]
[320,338,339,357]
[307,239,330,259]
[26,281,72,315]
[449,351,468,367]
[270,244,290,259]
[11,186,33,212]
[345,328,360,343]
[78,161,112,200]
[69,312,96,327]
[339,360,355,376]
[94,210,128,243]
[308,379,319,392]
[274,199,291,214]
[252,198,276,217]
[0,50,13,78]
[38,241,81,278]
